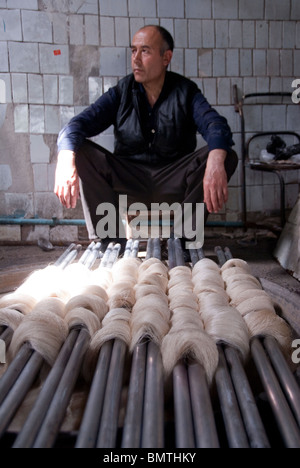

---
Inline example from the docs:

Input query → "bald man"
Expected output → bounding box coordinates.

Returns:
[55,25,237,253]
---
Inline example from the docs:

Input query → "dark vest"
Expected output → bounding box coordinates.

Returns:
[114,72,199,163]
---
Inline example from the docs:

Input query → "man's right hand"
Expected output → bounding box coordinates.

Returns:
[54,150,80,209]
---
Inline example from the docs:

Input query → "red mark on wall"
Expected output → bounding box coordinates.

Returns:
[53,50,61,56]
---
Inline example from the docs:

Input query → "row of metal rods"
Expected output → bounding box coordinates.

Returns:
[0,241,102,447]
[168,239,220,448]
[16,241,125,448]
[121,238,164,449]
[0,243,86,440]
[75,239,141,448]
[215,245,300,448]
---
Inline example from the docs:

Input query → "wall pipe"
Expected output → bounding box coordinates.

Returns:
[0,217,244,229]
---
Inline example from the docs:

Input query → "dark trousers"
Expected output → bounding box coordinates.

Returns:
[75,140,238,240]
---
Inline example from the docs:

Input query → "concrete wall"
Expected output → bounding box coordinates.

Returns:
[0,0,299,242]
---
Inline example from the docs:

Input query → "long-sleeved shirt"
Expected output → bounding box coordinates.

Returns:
[57,73,234,155]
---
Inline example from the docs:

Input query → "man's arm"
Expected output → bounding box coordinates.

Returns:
[54,87,119,208]
[192,91,234,213]
[54,150,79,209]
[203,149,228,213]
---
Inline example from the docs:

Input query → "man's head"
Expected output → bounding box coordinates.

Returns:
[131,25,174,88]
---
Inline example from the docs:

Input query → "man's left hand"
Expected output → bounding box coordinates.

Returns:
[203,149,228,213]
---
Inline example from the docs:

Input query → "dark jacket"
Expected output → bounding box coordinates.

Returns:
[57,72,234,163]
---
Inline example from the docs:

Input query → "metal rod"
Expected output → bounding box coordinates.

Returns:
[263,336,300,426]
[33,327,90,448]
[173,360,195,448]
[0,342,33,406]
[59,245,82,269]
[224,247,233,261]
[251,337,300,448]
[189,248,199,267]
[13,329,80,448]
[153,238,161,260]
[197,247,205,260]
[174,238,185,266]
[167,238,176,270]
[224,345,270,448]
[214,246,227,267]
[106,244,121,269]
[76,340,114,448]
[124,239,133,259]
[145,238,153,260]
[54,243,77,267]
[79,242,95,264]
[100,242,114,268]
[84,242,102,270]
[215,346,249,448]
[188,362,220,448]
[131,240,140,258]
[141,340,164,448]
[0,350,44,439]
[97,339,128,448]
[121,341,147,448]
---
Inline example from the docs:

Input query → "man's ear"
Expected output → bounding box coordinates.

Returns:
[163,50,173,68]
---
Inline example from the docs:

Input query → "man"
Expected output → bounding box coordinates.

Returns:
[55,25,237,253]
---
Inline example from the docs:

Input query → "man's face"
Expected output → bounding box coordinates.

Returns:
[131,27,172,87]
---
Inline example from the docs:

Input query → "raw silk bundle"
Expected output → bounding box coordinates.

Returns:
[8,298,68,367]
[192,258,250,361]
[131,258,170,349]
[162,266,219,384]
[221,258,292,353]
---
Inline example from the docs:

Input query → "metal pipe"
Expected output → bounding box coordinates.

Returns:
[121,341,147,448]
[78,241,96,264]
[153,238,161,260]
[13,328,80,448]
[100,243,115,268]
[106,244,121,269]
[263,336,300,426]
[0,217,86,226]
[197,247,205,260]
[145,238,153,260]
[224,345,270,448]
[0,350,44,439]
[215,346,249,448]
[174,238,185,266]
[173,360,195,448]
[75,340,114,448]
[0,342,33,406]
[54,243,77,267]
[188,362,220,448]
[214,246,227,266]
[33,327,90,448]
[141,340,164,448]
[59,245,82,269]
[0,217,244,229]
[124,239,133,258]
[251,337,300,448]
[97,339,128,448]
[189,248,199,267]
[167,238,176,270]
[131,240,140,258]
